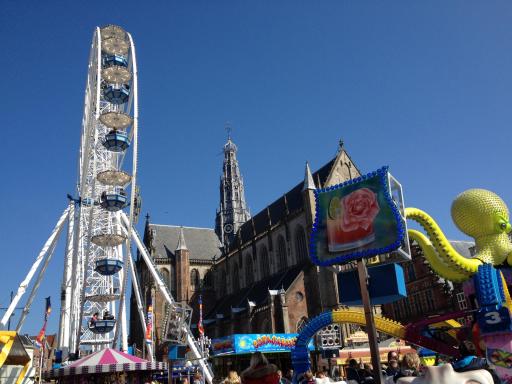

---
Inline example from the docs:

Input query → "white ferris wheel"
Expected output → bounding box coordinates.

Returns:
[2,25,213,383]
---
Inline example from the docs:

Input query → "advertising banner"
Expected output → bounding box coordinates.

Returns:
[211,334,314,356]
[311,167,405,266]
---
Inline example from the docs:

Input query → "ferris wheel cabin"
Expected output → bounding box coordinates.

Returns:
[94,259,124,276]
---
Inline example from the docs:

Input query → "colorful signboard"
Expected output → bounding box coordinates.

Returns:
[310,166,405,266]
[211,334,314,356]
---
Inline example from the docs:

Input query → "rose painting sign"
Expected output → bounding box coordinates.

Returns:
[310,166,405,266]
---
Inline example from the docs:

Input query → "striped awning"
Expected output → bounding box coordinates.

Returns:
[43,348,166,378]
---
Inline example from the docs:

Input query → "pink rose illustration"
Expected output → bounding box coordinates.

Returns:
[341,188,380,232]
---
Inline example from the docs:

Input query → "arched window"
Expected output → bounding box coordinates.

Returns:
[160,268,170,288]
[260,245,270,278]
[245,255,254,286]
[232,264,240,292]
[294,226,308,262]
[190,269,200,289]
[277,235,287,271]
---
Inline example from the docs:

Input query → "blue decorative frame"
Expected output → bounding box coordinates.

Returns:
[309,166,405,266]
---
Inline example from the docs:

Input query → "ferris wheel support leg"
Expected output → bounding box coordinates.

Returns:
[1,207,70,328]
[127,255,154,361]
[121,213,213,384]
[58,202,75,351]
[16,224,63,332]
[113,221,130,351]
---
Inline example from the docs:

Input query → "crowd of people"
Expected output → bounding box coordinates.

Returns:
[213,341,500,384]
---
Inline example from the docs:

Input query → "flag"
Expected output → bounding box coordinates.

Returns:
[34,323,46,349]
[198,294,204,336]
[45,297,51,320]
[35,297,51,349]
[145,302,153,345]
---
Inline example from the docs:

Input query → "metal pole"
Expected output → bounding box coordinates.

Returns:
[356,259,383,384]
[7,291,13,331]
[1,207,69,327]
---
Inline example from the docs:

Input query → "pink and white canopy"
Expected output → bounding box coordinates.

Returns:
[44,348,166,378]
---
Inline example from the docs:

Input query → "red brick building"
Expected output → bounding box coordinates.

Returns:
[381,241,474,327]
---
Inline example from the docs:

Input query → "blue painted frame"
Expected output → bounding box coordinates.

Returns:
[310,166,405,266]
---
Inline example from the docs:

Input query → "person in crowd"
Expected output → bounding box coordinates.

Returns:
[277,370,291,384]
[193,372,203,384]
[314,371,330,384]
[385,359,400,377]
[359,363,375,383]
[241,351,279,384]
[299,371,315,384]
[222,370,241,384]
[285,369,294,382]
[346,359,363,383]
[452,341,500,384]
[392,352,421,382]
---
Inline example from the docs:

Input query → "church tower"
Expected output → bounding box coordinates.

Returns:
[215,136,251,247]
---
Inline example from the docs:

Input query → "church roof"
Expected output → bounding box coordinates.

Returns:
[226,158,335,253]
[448,240,474,258]
[148,224,222,261]
[206,263,304,318]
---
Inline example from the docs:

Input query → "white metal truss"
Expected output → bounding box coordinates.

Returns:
[1,25,214,384]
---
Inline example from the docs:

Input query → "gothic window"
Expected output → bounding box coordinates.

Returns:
[232,264,240,291]
[160,268,170,288]
[260,246,270,278]
[294,226,308,262]
[190,269,200,290]
[277,235,287,271]
[245,255,254,286]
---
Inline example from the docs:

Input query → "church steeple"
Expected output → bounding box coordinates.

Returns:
[215,135,251,247]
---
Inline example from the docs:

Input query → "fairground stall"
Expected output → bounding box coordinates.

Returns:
[43,348,166,384]
[211,333,314,377]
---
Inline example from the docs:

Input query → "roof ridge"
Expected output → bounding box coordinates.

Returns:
[150,224,215,231]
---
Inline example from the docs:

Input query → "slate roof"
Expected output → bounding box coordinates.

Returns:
[206,263,304,319]
[448,240,474,258]
[227,158,336,252]
[149,224,222,262]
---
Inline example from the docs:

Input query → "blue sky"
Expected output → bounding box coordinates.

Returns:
[1,1,511,335]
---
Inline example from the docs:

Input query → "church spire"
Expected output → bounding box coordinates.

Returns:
[176,226,188,251]
[303,161,316,191]
[215,132,251,247]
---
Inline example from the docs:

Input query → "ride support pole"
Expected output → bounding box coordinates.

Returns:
[357,259,383,384]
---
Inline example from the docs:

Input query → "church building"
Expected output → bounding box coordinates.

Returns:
[129,137,363,359]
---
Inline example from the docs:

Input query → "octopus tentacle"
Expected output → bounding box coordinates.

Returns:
[408,230,472,282]
[405,207,481,274]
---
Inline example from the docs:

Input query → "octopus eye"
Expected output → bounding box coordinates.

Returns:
[500,222,507,230]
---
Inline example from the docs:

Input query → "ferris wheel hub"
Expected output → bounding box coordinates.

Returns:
[102,37,129,56]
[97,170,131,186]
[99,111,133,129]
[102,65,132,84]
